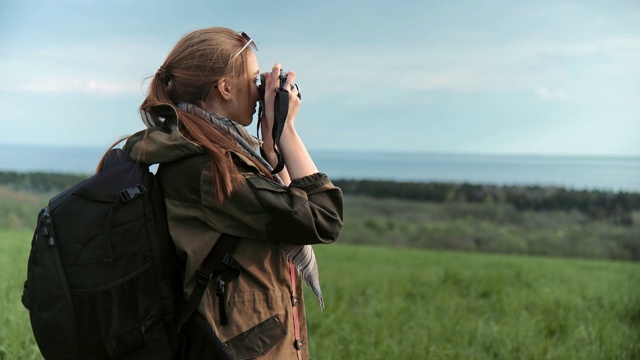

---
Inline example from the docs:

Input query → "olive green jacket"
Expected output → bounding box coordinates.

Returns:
[124,125,343,359]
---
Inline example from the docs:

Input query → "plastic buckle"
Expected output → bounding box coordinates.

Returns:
[196,268,214,285]
[119,184,147,202]
[216,279,226,297]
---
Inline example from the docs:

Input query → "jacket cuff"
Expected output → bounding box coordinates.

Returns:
[289,172,331,192]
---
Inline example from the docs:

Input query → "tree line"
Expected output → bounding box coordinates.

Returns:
[1,171,638,226]
[333,179,639,226]
[0,171,89,193]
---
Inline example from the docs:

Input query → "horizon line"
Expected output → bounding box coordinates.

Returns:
[0,142,637,160]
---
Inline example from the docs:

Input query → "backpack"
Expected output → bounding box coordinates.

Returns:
[21,147,239,360]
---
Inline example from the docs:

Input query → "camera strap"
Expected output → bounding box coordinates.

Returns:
[258,81,290,174]
[269,84,290,174]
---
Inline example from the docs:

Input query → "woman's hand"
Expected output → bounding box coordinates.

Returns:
[260,63,299,167]
[261,63,316,181]
[262,63,301,131]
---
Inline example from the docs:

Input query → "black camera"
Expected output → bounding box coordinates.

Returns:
[257,69,300,102]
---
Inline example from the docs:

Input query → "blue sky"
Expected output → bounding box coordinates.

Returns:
[1,0,638,156]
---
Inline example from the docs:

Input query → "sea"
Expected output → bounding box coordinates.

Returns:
[1,144,638,193]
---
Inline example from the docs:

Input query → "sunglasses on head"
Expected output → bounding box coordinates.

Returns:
[226,32,257,67]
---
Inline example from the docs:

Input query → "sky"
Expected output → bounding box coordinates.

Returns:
[1,0,639,157]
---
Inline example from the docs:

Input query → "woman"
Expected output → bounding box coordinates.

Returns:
[124,27,343,359]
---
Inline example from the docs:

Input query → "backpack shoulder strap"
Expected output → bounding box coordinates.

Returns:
[177,233,241,332]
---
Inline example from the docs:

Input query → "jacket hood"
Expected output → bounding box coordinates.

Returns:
[123,125,205,165]
[124,103,262,169]
[123,123,262,174]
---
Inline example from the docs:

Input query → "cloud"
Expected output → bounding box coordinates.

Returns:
[14,77,143,95]
[556,89,568,100]
[536,86,568,100]
[536,87,551,99]
[0,39,167,96]
[4,24,639,104]
[269,33,639,111]
[373,35,640,97]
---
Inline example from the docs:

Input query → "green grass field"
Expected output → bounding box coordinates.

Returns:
[2,230,639,359]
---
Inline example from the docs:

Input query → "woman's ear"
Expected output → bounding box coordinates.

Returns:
[216,78,233,101]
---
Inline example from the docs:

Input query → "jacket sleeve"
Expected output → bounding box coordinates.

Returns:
[200,165,344,245]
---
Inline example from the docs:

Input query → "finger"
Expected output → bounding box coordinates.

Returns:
[262,72,271,93]
[284,70,296,86]
[271,63,282,88]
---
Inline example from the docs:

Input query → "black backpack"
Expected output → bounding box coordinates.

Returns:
[21,147,239,360]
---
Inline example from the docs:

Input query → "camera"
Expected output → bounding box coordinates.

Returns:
[257,69,300,102]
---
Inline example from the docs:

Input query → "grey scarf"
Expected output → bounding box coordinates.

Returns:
[178,103,325,309]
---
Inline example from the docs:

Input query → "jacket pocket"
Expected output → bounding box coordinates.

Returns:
[224,315,287,360]
[246,175,288,193]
